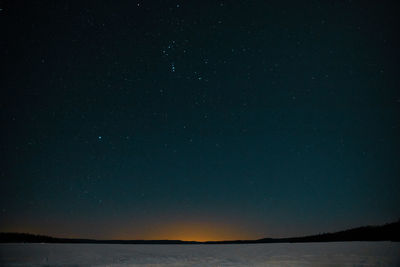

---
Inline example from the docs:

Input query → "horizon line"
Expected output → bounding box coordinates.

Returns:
[1,220,399,243]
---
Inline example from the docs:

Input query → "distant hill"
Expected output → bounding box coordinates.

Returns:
[255,220,400,244]
[1,221,399,244]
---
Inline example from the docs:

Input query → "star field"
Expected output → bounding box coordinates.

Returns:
[1,1,399,240]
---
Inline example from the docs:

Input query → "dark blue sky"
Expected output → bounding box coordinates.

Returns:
[1,1,399,241]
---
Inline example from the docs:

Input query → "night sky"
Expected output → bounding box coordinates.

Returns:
[1,1,399,241]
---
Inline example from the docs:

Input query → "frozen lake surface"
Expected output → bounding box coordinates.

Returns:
[1,242,399,266]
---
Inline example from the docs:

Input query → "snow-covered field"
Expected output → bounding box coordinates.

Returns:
[0,242,399,266]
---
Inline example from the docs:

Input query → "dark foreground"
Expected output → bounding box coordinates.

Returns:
[1,242,399,266]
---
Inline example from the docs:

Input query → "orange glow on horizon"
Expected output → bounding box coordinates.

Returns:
[3,219,259,242]
[114,221,255,242]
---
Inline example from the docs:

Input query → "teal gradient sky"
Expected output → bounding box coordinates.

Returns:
[1,1,399,240]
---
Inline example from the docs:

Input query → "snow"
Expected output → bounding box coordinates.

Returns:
[1,242,399,266]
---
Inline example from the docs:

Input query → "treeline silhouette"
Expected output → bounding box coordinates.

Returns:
[1,220,399,244]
